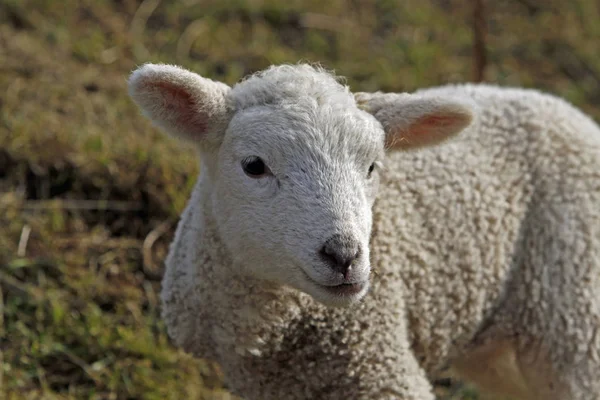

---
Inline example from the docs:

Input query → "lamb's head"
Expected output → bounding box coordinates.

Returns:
[128,63,473,307]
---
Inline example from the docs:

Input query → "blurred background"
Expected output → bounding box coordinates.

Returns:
[1,0,599,398]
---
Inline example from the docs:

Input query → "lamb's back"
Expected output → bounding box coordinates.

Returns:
[370,83,600,373]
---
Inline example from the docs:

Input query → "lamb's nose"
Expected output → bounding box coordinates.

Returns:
[319,234,360,277]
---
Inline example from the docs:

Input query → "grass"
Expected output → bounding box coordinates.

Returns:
[1,0,600,398]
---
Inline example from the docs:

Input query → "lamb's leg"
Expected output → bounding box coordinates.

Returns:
[509,296,600,399]
[220,309,436,400]
[510,286,600,400]
[354,345,436,400]
[450,338,534,399]
[222,345,435,400]
[508,200,600,400]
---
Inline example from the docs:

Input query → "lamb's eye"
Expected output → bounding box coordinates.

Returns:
[367,162,376,178]
[242,157,268,178]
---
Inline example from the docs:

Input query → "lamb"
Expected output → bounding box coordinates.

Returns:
[128,62,600,400]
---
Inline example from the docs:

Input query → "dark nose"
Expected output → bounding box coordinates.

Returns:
[319,234,360,277]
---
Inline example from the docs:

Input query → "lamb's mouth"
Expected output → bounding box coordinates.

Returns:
[319,281,368,296]
[301,270,369,297]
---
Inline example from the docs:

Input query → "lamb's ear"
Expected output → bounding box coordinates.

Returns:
[128,63,231,145]
[355,92,474,150]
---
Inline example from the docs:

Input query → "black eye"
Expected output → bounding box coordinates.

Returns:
[242,156,268,178]
[367,163,375,178]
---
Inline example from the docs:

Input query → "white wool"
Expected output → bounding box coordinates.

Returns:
[128,63,600,400]
[230,63,355,111]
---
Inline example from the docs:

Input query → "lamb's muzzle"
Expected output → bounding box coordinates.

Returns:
[318,233,361,278]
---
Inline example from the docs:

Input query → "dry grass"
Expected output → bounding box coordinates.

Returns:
[1,0,599,398]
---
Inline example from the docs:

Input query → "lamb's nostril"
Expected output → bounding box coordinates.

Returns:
[319,234,361,277]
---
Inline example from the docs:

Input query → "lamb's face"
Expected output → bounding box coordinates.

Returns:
[128,63,474,307]
[212,104,385,306]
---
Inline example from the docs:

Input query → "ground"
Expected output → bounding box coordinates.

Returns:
[2,0,600,399]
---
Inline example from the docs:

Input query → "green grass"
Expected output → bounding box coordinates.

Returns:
[2,0,600,398]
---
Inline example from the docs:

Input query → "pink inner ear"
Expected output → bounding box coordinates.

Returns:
[146,80,207,134]
[417,114,459,128]
[386,114,464,149]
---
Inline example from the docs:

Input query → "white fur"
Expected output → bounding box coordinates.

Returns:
[129,63,600,400]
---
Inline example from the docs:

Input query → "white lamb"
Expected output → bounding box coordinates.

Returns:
[128,63,600,400]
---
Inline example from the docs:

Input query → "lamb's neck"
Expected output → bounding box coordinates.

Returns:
[201,210,304,307]
[196,189,274,295]
[193,180,310,356]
